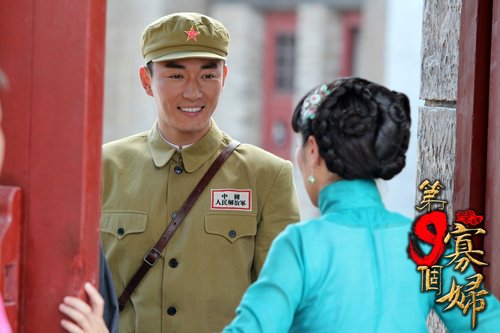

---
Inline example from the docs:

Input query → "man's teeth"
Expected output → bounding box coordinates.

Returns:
[180,107,202,113]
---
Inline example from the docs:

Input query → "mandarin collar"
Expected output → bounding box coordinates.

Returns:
[147,119,225,171]
[318,179,383,214]
[181,121,224,172]
[148,121,176,168]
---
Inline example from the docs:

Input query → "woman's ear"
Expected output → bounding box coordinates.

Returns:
[306,135,322,169]
[139,66,153,96]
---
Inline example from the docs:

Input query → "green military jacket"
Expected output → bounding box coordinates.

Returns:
[101,121,300,333]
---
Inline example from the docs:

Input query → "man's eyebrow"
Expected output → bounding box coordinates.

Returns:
[201,62,219,69]
[164,62,185,69]
[163,62,219,69]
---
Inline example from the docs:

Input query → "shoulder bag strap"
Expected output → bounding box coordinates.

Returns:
[117,140,240,311]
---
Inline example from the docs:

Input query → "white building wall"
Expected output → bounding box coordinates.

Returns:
[103,0,162,143]
[211,4,265,146]
[357,0,386,83]
[294,4,343,218]
[379,0,423,219]
[295,4,342,99]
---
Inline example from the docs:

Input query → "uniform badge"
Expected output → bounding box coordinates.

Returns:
[211,189,252,211]
[184,26,200,41]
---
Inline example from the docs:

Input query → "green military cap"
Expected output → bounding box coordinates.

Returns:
[141,12,229,63]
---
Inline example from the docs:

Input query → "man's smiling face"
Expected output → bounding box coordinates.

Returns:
[140,57,227,145]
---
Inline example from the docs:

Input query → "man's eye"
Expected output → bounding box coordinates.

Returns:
[202,74,215,79]
[169,74,183,79]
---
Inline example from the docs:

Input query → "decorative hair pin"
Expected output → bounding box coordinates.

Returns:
[301,84,333,125]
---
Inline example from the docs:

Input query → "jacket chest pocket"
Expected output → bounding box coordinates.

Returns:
[100,211,152,288]
[204,214,257,243]
[101,210,148,240]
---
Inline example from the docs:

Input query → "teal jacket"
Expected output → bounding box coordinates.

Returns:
[224,179,500,332]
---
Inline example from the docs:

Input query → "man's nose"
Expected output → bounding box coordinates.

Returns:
[183,79,202,100]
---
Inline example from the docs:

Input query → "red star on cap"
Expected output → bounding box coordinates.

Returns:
[184,26,200,41]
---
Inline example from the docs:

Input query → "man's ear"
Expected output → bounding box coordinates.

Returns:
[139,66,153,96]
[222,64,228,87]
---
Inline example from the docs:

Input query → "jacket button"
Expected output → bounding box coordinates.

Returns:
[167,306,177,316]
[117,227,124,236]
[171,211,177,219]
[174,165,183,174]
[168,258,178,268]
[228,230,237,238]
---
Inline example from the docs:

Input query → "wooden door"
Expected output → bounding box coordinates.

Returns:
[454,0,500,297]
[483,0,500,296]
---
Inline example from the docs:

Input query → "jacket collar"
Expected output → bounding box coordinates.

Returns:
[318,179,384,214]
[148,119,224,172]
[148,121,176,168]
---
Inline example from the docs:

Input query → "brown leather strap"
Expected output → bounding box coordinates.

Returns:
[117,140,240,311]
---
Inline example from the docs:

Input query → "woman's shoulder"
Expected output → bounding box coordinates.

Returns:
[277,217,336,245]
[290,208,414,236]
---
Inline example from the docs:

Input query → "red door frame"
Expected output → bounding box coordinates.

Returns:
[483,0,500,297]
[0,0,106,331]
[340,11,361,77]
[262,11,297,161]
[454,0,499,297]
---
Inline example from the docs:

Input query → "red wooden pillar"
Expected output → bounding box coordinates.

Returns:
[454,0,491,234]
[455,0,500,298]
[0,0,106,331]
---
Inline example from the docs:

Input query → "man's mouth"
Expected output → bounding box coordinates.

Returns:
[178,106,204,113]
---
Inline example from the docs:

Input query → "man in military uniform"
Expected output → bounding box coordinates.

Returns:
[100,12,300,332]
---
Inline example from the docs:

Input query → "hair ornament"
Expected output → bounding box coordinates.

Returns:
[301,84,333,125]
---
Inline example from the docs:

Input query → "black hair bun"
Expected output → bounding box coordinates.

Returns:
[309,77,411,180]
